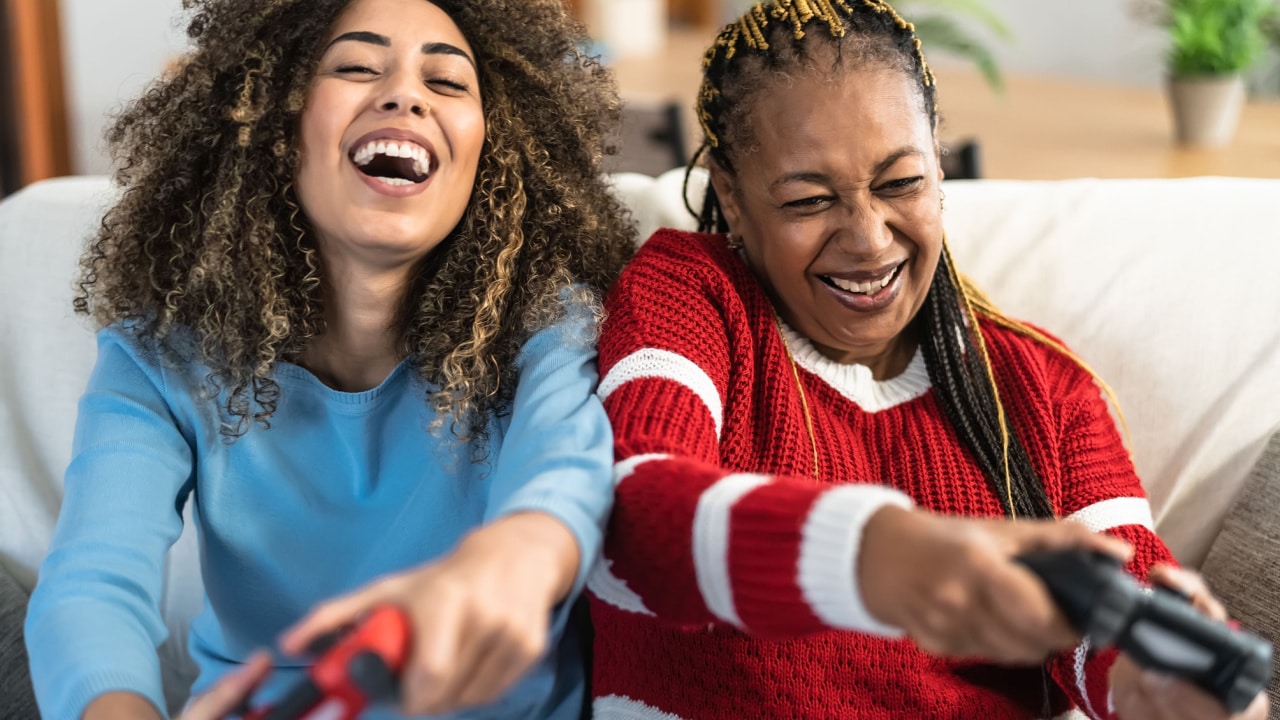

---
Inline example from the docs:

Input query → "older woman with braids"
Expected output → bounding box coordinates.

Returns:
[23,1,633,719]
[587,2,1268,719]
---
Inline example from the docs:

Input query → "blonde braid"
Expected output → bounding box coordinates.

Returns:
[941,235,1018,517]
[697,0,934,147]
[941,236,1136,520]
[955,269,1134,452]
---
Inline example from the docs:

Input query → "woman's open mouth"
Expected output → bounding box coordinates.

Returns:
[818,262,906,311]
[350,139,434,194]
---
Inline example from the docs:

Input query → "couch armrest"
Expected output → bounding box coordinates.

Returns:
[0,562,38,718]
[1200,428,1280,716]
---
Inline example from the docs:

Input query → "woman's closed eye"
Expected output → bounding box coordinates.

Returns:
[874,176,924,194]
[783,195,836,210]
[427,77,470,94]
[336,64,378,76]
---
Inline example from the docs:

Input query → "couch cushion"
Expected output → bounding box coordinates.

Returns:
[1200,429,1280,713]
[0,177,113,587]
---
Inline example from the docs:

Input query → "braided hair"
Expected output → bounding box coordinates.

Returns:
[689,0,1128,519]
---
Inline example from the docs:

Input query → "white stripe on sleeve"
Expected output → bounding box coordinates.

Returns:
[614,453,671,486]
[797,484,913,636]
[691,473,770,628]
[598,348,724,437]
[1065,497,1154,533]
[586,454,670,615]
[594,695,689,720]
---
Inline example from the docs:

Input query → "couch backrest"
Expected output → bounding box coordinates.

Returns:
[3,172,1279,584]
[621,168,1280,569]
[0,178,112,587]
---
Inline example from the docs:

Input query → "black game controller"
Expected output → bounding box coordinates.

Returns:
[1017,550,1273,714]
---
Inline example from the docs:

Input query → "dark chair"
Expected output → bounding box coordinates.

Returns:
[606,100,688,177]
[941,139,983,180]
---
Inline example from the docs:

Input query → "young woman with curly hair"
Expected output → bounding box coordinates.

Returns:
[24,0,633,718]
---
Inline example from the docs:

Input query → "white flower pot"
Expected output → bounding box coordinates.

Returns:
[1167,74,1246,148]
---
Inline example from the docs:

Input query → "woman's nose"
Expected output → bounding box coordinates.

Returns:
[377,72,430,118]
[838,206,894,256]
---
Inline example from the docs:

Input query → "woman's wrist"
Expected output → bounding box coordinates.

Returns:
[464,511,581,602]
[83,691,164,720]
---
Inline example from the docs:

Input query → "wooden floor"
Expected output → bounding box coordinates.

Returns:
[611,28,1280,180]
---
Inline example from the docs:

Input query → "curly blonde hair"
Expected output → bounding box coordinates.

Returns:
[77,0,636,450]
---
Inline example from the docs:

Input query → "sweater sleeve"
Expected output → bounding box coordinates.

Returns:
[24,328,194,720]
[588,234,912,639]
[486,296,616,602]
[1040,350,1176,720]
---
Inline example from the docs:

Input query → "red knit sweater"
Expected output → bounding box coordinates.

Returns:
[589,229,1172,720]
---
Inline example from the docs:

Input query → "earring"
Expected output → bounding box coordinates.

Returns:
[939,189,946,212]
[726,232,743,251]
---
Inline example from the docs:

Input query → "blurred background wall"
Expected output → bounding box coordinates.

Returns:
[4,0,1278,185]
[59,0,187,176]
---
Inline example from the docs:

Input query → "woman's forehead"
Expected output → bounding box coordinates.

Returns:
[326,0,469,49]
[744,66,932,154]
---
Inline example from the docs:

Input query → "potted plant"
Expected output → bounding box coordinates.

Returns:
[897,0,1014,91]
[1161,0,1277,146]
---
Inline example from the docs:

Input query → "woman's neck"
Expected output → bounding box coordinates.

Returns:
[300,263,410,392]
[808,333,918,380]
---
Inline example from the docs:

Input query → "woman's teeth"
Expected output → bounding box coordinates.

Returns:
[828,266,899,295]
[352,140,432,181]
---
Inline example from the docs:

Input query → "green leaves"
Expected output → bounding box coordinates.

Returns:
[909,16,1005,90]
[898,0,1012,91]
[1165,0,1276,75]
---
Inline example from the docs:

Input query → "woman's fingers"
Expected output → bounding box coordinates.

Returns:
[862,510,1118,661]
[1111,580,1269,720]
[1118,670,1256,720]
[283,517,572,716]
[278,579,399,656]
[981,560,1079,657]
[399,594,467,714]
[398,585,549,715]
[450,628,544,710]
[180,651,272,720]
[1147,564,1228,621]
[1004,517,1133,564]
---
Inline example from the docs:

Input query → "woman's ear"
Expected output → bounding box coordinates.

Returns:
[932,118,945,183]
[933,140,945,183]
[707,158,743,233]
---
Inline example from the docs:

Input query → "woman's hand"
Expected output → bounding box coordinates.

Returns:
[178,652,272,719]
[858,506,1132,663]
[1110,565,1270,720]
[280,511,580,716]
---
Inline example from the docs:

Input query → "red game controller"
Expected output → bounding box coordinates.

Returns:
[237,604,412,720]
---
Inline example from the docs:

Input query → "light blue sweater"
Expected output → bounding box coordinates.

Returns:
[25,310,613,720]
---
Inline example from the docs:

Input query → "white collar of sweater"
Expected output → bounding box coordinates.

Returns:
[778,321,931,412]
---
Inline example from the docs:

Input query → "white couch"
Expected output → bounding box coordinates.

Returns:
[3,171,1279,714]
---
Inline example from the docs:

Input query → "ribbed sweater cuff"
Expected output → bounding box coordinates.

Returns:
[53,669,167,720]
[797,485,914,636]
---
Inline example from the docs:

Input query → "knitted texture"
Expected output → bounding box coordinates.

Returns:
[589,229,1172,720]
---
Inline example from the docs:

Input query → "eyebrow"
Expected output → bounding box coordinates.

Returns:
[326,32,476,69]
[770,147,924,189]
